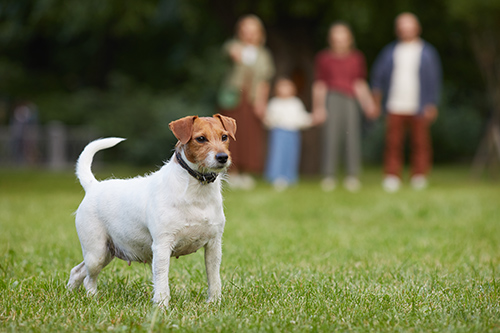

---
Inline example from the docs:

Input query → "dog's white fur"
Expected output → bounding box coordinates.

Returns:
[67,119,232,306]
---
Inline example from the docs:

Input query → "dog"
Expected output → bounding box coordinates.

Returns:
[67,114,236,306]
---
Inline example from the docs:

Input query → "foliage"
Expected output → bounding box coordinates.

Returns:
[445,0,500,28]
[33,46,228,164]
[0,0,224,93]
[0,0,496,163]
[431,86,486,162]
[1,167,499,331]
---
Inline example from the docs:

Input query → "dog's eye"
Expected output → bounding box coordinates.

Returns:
[196,136,207,143]
[221,134,228,142]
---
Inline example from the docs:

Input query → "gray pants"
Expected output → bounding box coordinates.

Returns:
[321,91,361,178]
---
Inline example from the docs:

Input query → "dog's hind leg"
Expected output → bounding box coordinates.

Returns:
[67,261,86,290]
[82,249,114,296]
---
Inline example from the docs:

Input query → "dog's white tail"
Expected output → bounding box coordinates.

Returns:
[76,137,126,191]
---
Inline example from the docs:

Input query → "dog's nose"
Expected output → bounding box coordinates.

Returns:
[216,153,228,164]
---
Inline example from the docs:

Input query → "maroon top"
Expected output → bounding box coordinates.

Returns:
[314,49,366,97]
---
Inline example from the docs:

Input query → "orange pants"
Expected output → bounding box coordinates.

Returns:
[384,113,432,177]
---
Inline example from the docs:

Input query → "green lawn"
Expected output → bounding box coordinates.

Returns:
[1,166,499,332]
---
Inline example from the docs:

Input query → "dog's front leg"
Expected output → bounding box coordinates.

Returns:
[151,239,174,307]
[204,238,222,303]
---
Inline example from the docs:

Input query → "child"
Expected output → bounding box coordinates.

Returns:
[264,78,312,191]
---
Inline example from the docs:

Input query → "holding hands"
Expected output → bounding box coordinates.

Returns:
[423,104,438,122]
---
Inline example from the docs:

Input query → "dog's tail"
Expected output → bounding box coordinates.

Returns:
[76,137,126,191]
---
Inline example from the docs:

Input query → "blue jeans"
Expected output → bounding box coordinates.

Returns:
[265,128,301,184]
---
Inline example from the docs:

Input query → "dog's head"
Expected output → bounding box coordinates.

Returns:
[169,114,236,172]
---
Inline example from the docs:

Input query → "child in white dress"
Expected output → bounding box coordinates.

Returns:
[264,78,312,190]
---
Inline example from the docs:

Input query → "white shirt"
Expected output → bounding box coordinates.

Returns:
[387,40,424,115]
[241,45,258,65]
[265,97,312,131]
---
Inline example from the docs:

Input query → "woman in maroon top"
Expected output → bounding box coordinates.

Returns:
[312,22,377,192]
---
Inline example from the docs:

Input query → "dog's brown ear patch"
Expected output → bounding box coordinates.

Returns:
[214,114,237,141]
[169,116,198,144]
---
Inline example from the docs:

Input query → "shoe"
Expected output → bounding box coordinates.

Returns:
[344,177,361,192]
[273,178,289,192]
[411,174,428,190]
[227,174,255,190]
[382,175,401,193]
[239,174,255,190]
[321,177,336,192]
[226,174,242,189]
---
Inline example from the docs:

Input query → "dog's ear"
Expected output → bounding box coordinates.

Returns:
[169,116,198,144]
[214,114,237,141]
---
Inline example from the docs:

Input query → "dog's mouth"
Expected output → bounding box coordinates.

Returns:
[200,160,231,173]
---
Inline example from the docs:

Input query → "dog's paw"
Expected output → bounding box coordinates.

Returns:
[66,281,79,291]
[156,300,169,308]
[207,293,222,304]
[153,295,170,308]
[86,288,98,297]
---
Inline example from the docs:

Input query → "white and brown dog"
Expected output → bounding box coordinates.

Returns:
[67,114,236,306]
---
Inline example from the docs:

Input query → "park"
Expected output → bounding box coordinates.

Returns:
[0,0,499,331]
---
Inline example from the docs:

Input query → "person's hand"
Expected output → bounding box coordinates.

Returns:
[369,89,384,121]
[312,107,328,126]
[364,103,381,121]
[228,44,242,63]
[253,102,267,120]
[423,104,438,122]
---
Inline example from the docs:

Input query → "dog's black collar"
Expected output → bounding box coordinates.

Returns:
[175,151,218,185]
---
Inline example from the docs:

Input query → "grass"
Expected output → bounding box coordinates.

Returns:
[0,165,499,332]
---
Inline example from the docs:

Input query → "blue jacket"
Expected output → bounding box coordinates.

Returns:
[371,40,442,115]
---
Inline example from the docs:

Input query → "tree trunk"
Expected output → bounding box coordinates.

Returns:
[470,28,500,176]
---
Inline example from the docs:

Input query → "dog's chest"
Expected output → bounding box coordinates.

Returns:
[171,213,224,258]
[167,190,224,258]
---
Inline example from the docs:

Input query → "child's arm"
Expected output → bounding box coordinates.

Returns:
[296,99,314,130]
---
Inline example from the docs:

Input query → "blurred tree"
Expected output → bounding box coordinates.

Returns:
[445,0,500,174]
[0,0,230,164]
[0,0,494,166]
[0,0,225,92]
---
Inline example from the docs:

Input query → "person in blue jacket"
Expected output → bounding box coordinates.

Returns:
[371,12,442,192]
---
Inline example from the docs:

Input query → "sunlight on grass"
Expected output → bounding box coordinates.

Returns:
[0,166,499,331]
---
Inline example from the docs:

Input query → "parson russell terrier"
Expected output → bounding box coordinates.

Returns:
[66,114,236,307]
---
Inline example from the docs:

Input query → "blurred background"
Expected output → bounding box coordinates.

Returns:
[0,0,498,174]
